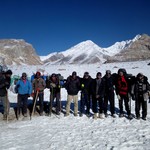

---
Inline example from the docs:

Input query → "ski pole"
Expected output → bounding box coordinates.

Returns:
[30,91,39,120]
[6,88,9,123]
[49,87,53,116]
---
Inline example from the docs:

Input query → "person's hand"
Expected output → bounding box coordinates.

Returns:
[148,91,150,97]
[36,88,40,92]
[117,95,121,100]
[31,92,35,97]
[96,95,100,98]
[50,83,56,88]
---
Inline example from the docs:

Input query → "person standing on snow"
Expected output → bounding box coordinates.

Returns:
[80,72,92,117]
[131,73,150,120]
[103,70,116,118]
[32,71,46,116]
[91,72,105,119]
[65,71,80,116]
[46,73,61,115]
[0,69,12,120]
[115,69,132,119]
[15,72,32,117]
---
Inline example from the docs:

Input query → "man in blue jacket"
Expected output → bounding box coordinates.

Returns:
[15,72,32,117]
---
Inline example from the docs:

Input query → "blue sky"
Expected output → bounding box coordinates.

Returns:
[0,0,150,56]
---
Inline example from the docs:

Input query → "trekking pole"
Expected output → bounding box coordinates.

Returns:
[30,91,39,120]
[49,87,53,116]
[6,88,9,123]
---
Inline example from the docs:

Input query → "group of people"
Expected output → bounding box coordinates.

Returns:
[0,67,150,121]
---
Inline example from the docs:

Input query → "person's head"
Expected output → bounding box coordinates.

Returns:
[36,71,41,78]
[106,70,111,77]
[72,71,77,79]
[51,73,57,81]
[5,69,12,77]
[22,72,27,80]
[137,73,144,80]
[84,72,89,78]
[118,71,124,77]
[96,72,102,79]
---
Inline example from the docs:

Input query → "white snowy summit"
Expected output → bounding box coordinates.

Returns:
[42,40,107,65]
[42,34,150,64]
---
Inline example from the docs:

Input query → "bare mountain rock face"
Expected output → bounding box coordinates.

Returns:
[107,34,150,62]
[0,39,43,65]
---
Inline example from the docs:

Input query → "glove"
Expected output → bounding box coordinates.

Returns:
[96,95,100,98]
[81,84,84,89]
[36,88,40,92]
[31,92,35,97]
[50,83,56,88]
[117,95,121,100]
[131,94,135,101]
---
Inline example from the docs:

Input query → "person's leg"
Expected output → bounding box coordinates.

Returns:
[65,95,72,115]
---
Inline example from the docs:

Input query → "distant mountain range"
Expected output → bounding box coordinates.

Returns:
[0,34,150,65]
[41,34,150,65]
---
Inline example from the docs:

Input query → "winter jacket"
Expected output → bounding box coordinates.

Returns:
[103,75,115,94]
[32,78,46,93]
[132,76,150,101]
[65,75,80,95]
[80,76,92,94]
[0,75,9,96]
[15,79,32,95]
[46,76,60,94]
[90,78,105,98]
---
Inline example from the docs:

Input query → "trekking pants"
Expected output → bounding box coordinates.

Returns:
[17,94,28,115]
[0,96,10,116]
[135,95,147,118]
[80,92,90,114]
[66,95,78,115]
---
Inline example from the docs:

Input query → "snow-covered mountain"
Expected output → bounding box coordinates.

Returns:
[106,34,150,62]
[42,40,107,65]
[41,34,149,64]
[103,35,141,56]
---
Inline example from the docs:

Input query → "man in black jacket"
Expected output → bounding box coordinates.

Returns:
[91,72,105,119]
[80,72,92,117]
[0,69,12,120]
[132,73,150,120]
[103,70,116,118]
[65,71,80,116]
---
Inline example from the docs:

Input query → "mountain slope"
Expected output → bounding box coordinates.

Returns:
[43,40,107,64]
[0,39,43,65]
[106,34,150,62]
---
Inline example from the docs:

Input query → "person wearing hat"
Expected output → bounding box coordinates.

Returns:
[0,69,12,120]
[46,73,61,115]
[90,72,105,119]
[115,69,132,119]
[103,70,116,118]
[15,72,32,118]
[131,73,150,120]
[80,72,92,117]
[32,71,46,116]
[65,71,80,116]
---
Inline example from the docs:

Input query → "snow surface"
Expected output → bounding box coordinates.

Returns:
[1,60,150,150]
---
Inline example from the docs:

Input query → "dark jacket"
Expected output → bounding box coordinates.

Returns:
[65,75,80,95]
[46,76,60,94]
[103,75,115,94]
[90,78,105,98]
[0,75,10,96]
[80,76,92,94]
[132,76,150,101]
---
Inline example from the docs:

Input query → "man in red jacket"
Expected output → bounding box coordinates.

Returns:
[115,69,132,119]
